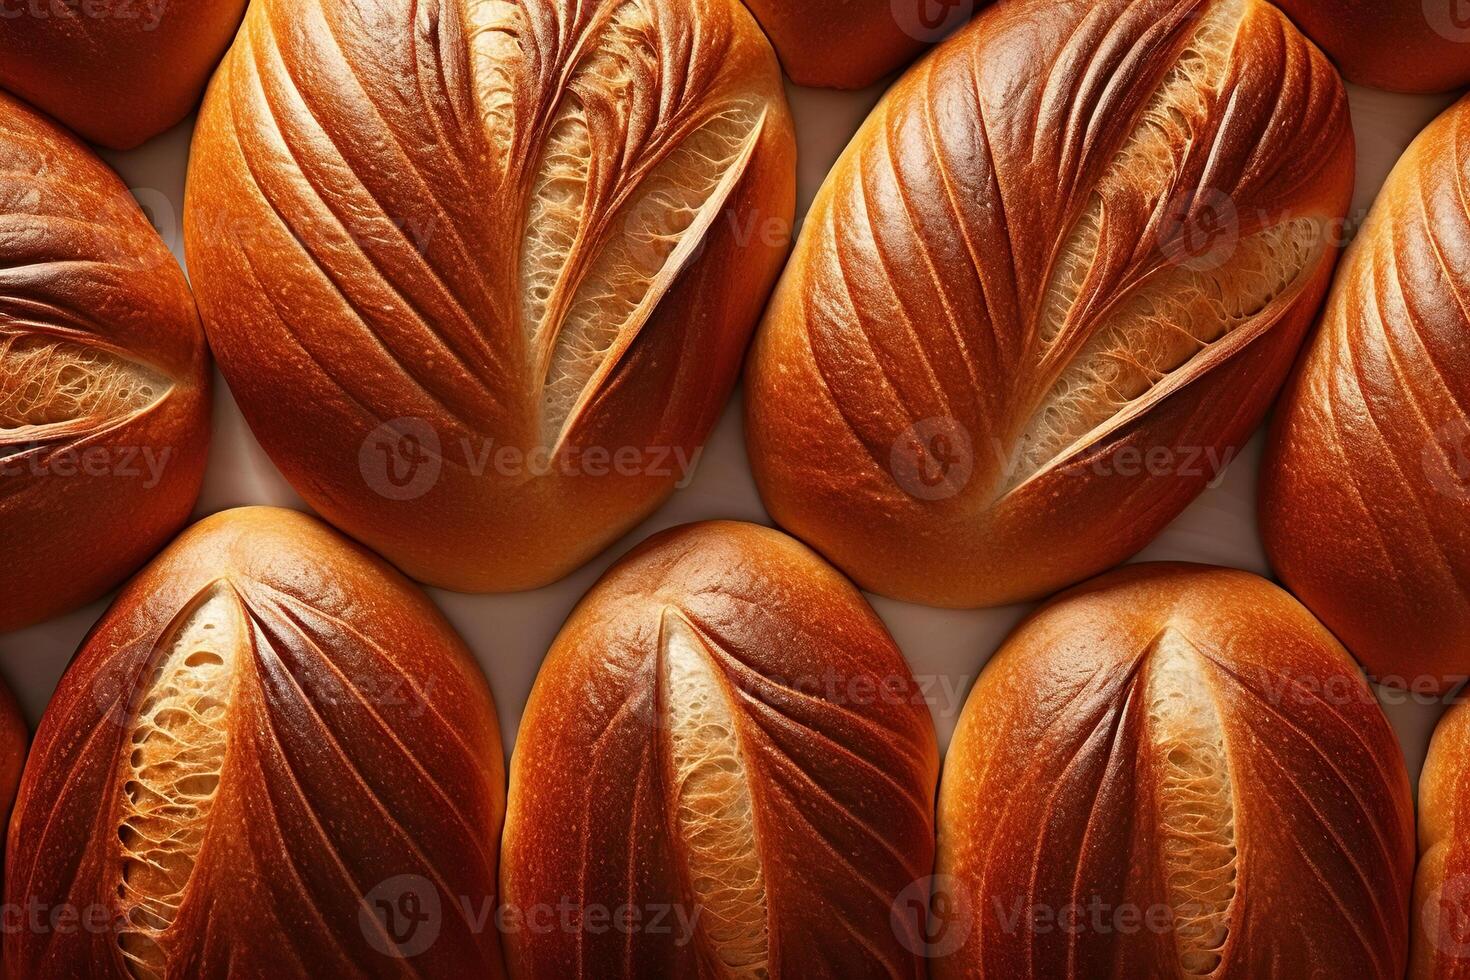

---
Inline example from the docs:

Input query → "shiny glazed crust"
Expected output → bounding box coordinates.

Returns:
[1414,696,1470,978]
[739,0,989,89]
[745,0,1354,608]
[0,0,246,149]
[184,0,797,593]
[502,521,939,978]
[935,563,1415,979]
[0,91,210,632]
[0,678,25,851]
[3,507,506,978]
[1261,96,1470,693]
[1275,0,1470,94]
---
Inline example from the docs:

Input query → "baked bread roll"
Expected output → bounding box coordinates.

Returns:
[1274,0,1470,93]
[745,0,1354,608]
[936,563,1415,979]
[0,0,246,149]
[3,507,505,977]
[1260,97,1470,694]
[739,0,985,89]
[0,91,210,633]
[184,0,796,593]
[1413,697,1470,977]
[503,521,939,977]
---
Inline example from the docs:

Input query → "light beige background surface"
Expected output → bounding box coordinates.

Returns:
[0,76,1460,789]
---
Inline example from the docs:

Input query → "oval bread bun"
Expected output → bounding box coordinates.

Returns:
[0,0,246,149]
[1413,696,1470,977]
[3,507,506,977]
[184,0,797,593]
[739,0,988,89]
[502,521,939,977]
[0,91,210,633]
[1274,0,1470,94]
[1260,96,1470,693]
[935,563,1415,979]
[745,0,1354,608]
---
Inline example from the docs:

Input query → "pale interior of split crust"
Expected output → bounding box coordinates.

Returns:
[0,333,169,450]
[1013,0,1323,487]
[660,612,770,978]
[466,0,764,446]
[1145,630,1239,977]
[115,585,243,979]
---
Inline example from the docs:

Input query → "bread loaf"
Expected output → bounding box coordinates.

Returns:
[1413,697,1470,977]
[1260,96,1470,694]
[184,0,796,593]
[502,521,939,977]
[1275,0,1470,93]
[0,91,210,633]
[3,507,506,977]
[935,563,1414,979]
[0,0,246,149]
[739,0,986,89]
[745,0,1354,608]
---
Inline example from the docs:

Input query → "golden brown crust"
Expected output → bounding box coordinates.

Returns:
[0,677,27,864]
[739,0,985,89]
[184,0,797,593]
[0,0,246,149]
[502,521,939,978]
[745,0,1354,608]
[3,507,506,978]
[935,563,1415,979]
[1275,0,1470,93]
[1413,698,1470,978]
[1260,96,1470,693]
[0,91,210,633]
